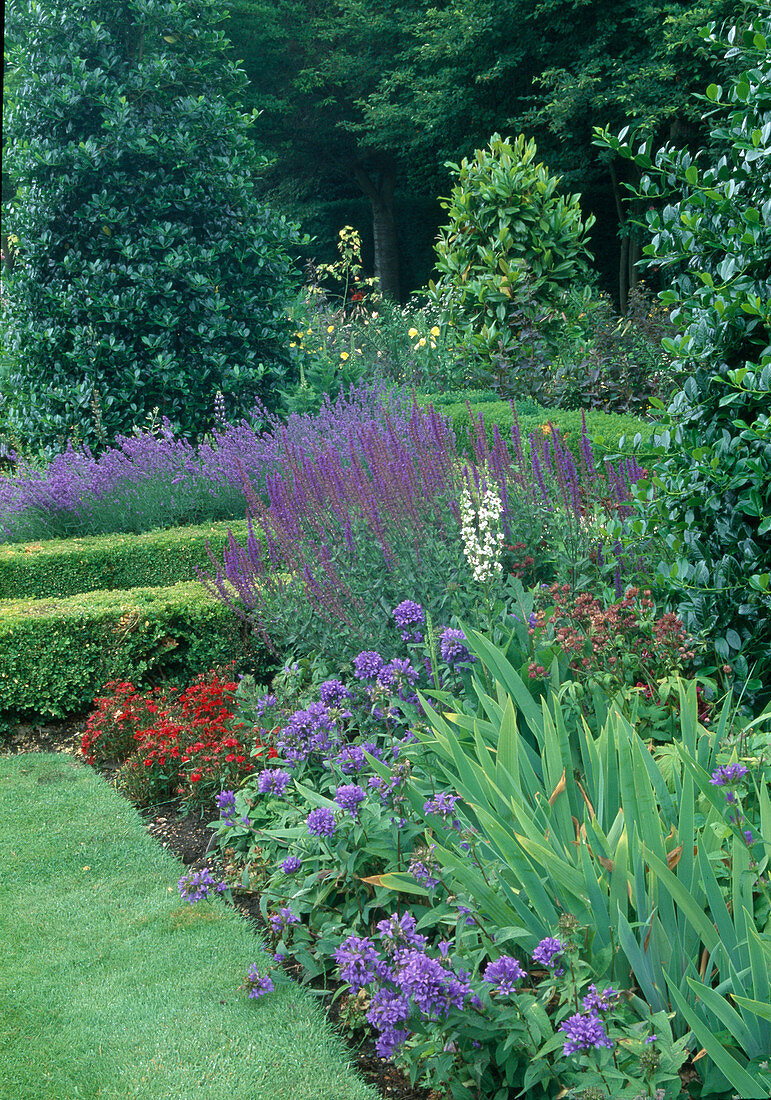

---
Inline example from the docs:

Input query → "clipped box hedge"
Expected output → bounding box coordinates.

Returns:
[0,519,250,600]
[0,581,270,717]
[441,400,654,463]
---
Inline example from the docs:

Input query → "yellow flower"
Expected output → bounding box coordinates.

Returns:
[408,327,418,338]
[416,337,427,348]
[327,325,335,333]
[430,326,440,337]
[306,328,313,335]
[430,341,436,349]
[340,351,350,361]
[541,423,552,435]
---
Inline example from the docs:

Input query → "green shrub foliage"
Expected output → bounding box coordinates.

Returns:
[597,14,771,685]
[3,0,302,449]
[427,134,595,364]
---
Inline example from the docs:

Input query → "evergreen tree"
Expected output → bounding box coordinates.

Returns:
[3,0,302,449]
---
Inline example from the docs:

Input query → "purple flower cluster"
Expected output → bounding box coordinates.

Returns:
[269,907,300,933]
[709,763,749,787]
[244,965,274,999]
[439,627,474,666]
[532,937,565,974]
[178,867,225,904]
[582,984,619,1014]
[277,703,337,765]
[257,768,291,797]
[354,651,384,680]
[335,783,367,818]
[560,1011,614,1056]
[215,789,237,826]
[423,791,460,825]
[392,600,425,643]
[307,806,336,837]
[280,855,303,875]
[318,679,353,707]
[334,935,385,991]
[335,741,382,774]
[483,956,526,995]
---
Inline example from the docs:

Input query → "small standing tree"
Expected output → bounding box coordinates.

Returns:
[3,0,303,449]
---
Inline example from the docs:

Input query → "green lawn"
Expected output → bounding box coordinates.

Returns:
[0,753,375,1100]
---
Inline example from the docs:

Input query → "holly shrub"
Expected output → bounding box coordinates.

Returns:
[597,14,771,692]
[3,0,303,450]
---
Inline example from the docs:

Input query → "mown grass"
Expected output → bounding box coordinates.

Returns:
[0,753,375,1100]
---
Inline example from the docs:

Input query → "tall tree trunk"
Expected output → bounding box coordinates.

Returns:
[354,163,400,301]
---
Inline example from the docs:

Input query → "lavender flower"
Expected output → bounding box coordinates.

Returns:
[560,1012,614,1055]
[280,855,303,874]
[483,956,526,995]
[307,806,336,837]
[257,768,291,797]
[335,783,367,818]
[709,763,749,786]
[244,965,274,999]
[177,867,223,904]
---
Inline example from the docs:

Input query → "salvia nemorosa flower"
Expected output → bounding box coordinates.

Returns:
[560,1012,614,1055]
[483,956,526,995]
[307,806,336,837]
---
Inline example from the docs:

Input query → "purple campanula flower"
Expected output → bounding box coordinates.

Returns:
[744,829,753,844]
[483,956,526,995]
[439,627,474,666]
[709,763,749,786]
[377,658,420,691]
[582,984,619,1013]
[645,1034,658,1044]
[278,702,337,764]
[354,650,384,680]
[366,988,410,1058]
[335,782,367,818]
[392,599,425,642]
[560,1012,614,1055]
[257,768,291,796]
[376,911,428,951]
[334,935,382,991]
[335,741,382,773]
[215,789,237,826]
[423,791,460,825]
[244,965,274,999]
[269,907,299,933]
[396,949,472,1017]
[307,806,336,837]
[532,937,565,970]
[318,679,353,707]
[280,855,303,874]
[178,867,223,904]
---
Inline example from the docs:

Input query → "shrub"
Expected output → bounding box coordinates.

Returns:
[0,581,267,717]
[427,134,595,368]
[3,0,302,449]
[596,13,771,688]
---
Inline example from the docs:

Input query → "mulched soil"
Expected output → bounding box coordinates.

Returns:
[0,714,436,1100]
